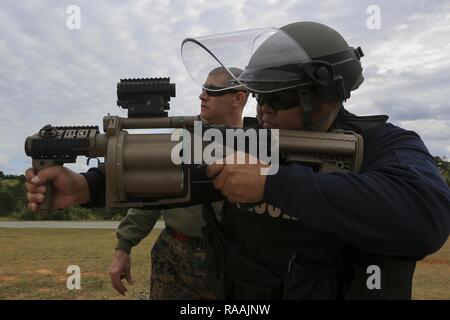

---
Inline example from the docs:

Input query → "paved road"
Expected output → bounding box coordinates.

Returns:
[0,220,165,229]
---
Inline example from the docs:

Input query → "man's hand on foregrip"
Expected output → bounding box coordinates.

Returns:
[25,166,90,212]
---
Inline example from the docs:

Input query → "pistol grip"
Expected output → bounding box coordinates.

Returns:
[32,159,58,215]
[39,180,54,215]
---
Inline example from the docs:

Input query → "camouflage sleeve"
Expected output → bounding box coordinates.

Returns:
[115,208,162,254]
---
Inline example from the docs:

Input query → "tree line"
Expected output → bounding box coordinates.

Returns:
[1,156,449,220]
[0,172,126,220]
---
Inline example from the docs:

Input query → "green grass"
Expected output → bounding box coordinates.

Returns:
[0,216,19,221]
[412,238,450,300]
[0,228,448,300]
[0,179,19,189]
[0,228,159,300]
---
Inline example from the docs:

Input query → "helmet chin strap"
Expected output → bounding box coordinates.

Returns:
[298,87,341,131]
[306,105,341,131]
[298,87,313,129]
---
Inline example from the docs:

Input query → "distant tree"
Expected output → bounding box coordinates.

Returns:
[434,156,449,186]
[0,190,15,215]
[3,157,449,219]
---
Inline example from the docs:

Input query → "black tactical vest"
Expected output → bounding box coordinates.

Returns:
[202,108,417,300]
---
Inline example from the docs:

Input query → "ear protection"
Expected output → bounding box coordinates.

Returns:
[300,61,335,86]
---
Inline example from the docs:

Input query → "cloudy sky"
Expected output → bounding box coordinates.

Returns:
[0,0,449,175]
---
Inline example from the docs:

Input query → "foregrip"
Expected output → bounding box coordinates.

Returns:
[32,159,60,215]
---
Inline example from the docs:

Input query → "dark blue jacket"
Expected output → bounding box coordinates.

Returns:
[263,109,450,259]
[83,109,450,260]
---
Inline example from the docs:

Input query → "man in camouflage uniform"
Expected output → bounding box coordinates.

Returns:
[25,21,450,300]
[109,67,249,299]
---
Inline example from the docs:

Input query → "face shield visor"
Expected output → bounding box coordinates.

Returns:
[181,27,335,93]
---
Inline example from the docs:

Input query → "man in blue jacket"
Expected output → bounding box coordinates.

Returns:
[25,21,450,299]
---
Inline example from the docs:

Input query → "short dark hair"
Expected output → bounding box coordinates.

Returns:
[208,67,248,97]
[208,66,243,79]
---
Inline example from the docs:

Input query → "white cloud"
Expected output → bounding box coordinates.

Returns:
[0,155,9,167]
[399,119,450,141]
[1,0,449,175]
[398,119,450,157]
[65,157,95,173]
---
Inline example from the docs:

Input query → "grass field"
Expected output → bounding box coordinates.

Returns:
[0,217,18,221]
[0,179,19,189]
[0,228,158,300]
[0,228,448,300]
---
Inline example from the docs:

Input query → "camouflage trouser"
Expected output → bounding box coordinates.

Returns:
[149,228,215,300]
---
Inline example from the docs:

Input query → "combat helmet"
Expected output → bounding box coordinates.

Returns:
[239,21,364,99]
[181,21,364,127]
[237,21,365,127]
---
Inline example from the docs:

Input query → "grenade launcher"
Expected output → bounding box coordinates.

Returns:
[25,78,363,213]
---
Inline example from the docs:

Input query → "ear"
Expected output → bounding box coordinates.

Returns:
[233,92,247,109]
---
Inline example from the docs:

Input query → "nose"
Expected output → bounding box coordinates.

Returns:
[199,90,208,101]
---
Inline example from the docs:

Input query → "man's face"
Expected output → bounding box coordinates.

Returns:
[256,103,304,130]
[255,89,338,131]
[199,74,236,124]
[255,89,305,130]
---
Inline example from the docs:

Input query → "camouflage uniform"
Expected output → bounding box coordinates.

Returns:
[149,227,215,300]
[116,203,223,300]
